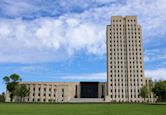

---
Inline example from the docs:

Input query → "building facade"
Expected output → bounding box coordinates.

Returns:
[5,82,106,102]
[106,16,145,102]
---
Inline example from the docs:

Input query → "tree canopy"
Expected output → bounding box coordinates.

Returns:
[15,84,30,102]
[139,85,150,102]
[152,81,166,102]
[3,73,22,102]
[3,73,30,102]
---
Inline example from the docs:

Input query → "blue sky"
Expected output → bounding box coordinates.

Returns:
[0,0,166,93]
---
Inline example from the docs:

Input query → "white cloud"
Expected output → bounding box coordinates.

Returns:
[144,48,166,62]
[145,68,166,80]
[0,0,166,63]
[61,72,106,81]
[62,68,166,81]
[0,17,105,63]
[18,65,47,73]
[0,0,117,18]
[61,68,166,81]
[0,0,38,17]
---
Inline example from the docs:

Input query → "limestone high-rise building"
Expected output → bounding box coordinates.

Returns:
[107,16,145,102]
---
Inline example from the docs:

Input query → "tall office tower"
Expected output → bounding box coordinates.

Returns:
[107,16,145,102]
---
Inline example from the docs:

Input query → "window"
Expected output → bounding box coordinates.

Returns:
[62,88,64,97]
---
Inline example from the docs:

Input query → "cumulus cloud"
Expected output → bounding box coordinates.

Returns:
[0,0,38,17]
[144,48,166,62]
[145,68,166,80]
[60,68,166,81]
[61,72,106,81]
[0,0,166,63]
[61,68,166,81]
[0,17,105,63]
[0,0,118,18]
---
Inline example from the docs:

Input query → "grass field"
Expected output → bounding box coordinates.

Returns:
[0,103,165,115]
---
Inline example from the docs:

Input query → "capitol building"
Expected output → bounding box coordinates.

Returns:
[6,16,153,103]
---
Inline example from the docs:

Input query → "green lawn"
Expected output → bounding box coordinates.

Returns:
[0,103,165,115]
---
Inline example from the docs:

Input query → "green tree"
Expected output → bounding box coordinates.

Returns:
[15,84,30,102]
[139,86,150,102]
[3,73,22,102]
[147,80,154,102]
[152,81,166,102]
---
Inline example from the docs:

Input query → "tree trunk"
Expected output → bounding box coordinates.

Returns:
[10,94,13,102]
[23,97,25,102]
[144,97,145,103]
[21,97,23,102]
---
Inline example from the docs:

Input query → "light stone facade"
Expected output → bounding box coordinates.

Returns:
[6,82,80,102]
[5,82,106,102]
[107,16,146,102]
